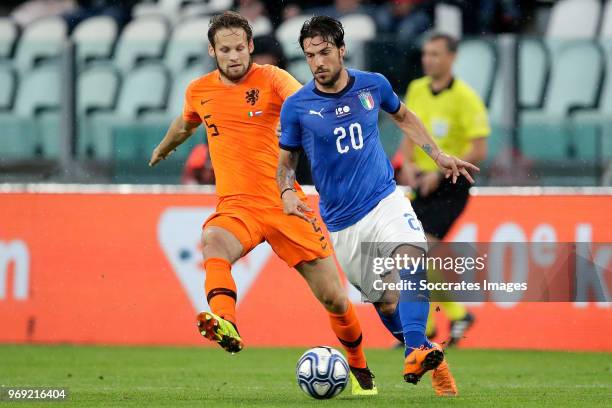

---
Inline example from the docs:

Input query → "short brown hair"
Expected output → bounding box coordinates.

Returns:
[426,32,459,54]
[208,11,253,47]
[299,16,345,51]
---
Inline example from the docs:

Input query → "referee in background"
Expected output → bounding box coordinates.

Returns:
[396,32,490,346]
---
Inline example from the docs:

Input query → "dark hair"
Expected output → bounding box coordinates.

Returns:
[208,11,253,47]
[299,16,345,50]
[426,32,459,54]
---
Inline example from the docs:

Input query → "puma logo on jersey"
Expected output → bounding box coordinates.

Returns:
[308,108,324,118]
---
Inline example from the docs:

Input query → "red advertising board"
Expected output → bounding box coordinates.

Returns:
[1,187,610,351]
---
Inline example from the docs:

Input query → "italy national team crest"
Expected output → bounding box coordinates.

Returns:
[358,91,375,111]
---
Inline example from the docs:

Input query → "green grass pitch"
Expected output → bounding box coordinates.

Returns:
[0,345,610,407]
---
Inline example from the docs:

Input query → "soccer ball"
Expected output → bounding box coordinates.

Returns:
[296,346,350,399]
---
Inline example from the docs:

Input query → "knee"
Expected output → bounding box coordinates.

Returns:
[201,228,227,258]
[380,288,400,306]
[377,301,398,316]
[201,228,218,246]
[321,291,348,314]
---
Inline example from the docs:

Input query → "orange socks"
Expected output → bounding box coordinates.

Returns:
[204,257,366,368]
[204,257,237,324]
[328,302,367,368]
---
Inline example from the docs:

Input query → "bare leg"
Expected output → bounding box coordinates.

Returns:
[296,256,368,370]
[201,226,244,264]
[295,256,348,314]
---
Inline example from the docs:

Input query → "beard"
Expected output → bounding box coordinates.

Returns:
[216,56,253,82]
[313,66,342,88]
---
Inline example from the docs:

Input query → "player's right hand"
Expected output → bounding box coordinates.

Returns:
[282,190,314,223]
[149,147,173,167]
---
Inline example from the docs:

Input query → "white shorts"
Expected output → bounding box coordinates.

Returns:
[330,187,428,303]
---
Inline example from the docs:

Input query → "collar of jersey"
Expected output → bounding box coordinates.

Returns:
[312,73,356,99]
[429,77,455,96]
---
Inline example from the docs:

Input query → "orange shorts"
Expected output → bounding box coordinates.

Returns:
[203,193,333,267]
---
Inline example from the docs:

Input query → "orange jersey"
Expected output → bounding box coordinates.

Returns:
[183,63,302,202]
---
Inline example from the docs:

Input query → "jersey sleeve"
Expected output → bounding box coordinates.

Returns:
[460,88,491,139]
[375,73,401,114]
[270,66,302,101]
[182,82,202,124]
[279,96,302,151]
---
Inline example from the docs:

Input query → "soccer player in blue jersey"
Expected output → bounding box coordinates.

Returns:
[276,16,479,396]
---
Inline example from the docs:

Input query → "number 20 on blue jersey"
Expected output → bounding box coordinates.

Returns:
[334,122,364,154]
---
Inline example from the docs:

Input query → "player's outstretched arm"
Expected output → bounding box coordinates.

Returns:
[277,149,313,222]
[390,103,480,183]
[149,115,200,167]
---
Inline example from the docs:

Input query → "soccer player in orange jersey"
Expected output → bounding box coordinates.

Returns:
[149,11,377,394]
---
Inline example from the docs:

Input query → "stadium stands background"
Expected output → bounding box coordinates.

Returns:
[0,0,610,186]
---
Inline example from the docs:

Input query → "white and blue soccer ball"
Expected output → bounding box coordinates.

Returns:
[296,346,350,399]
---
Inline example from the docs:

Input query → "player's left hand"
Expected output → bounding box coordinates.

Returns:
[435,152,480,183]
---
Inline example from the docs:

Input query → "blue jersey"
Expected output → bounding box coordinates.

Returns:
[280,69,401,232]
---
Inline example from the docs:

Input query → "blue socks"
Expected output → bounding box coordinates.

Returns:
[375,267,433,357]
[399,268,433,355]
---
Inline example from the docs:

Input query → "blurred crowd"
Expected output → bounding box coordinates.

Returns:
[1,0,536,36]
[0,0,539,186]
[283,0,531,36]
[2,1,136,28]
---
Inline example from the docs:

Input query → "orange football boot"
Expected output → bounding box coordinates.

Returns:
[403,343,444,384]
